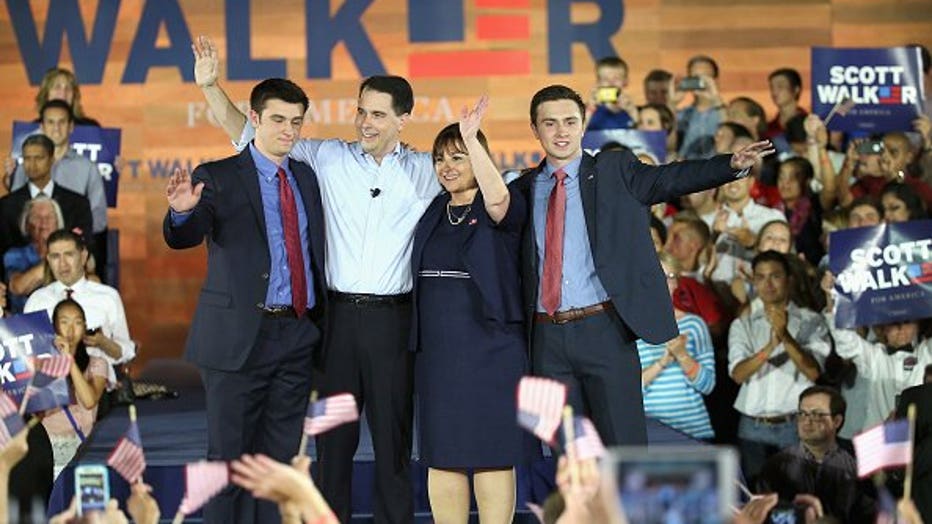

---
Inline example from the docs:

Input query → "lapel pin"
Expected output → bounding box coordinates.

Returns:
[468,218,478,225]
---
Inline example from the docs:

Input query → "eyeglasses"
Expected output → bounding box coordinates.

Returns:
[796,410,832,421]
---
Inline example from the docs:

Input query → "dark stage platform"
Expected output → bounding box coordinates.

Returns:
[49,367,700,522]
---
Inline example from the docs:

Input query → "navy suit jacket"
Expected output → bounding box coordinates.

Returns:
[163,147,327,371]
[408,185,527,352]
[512,150,738,345]
[0,183,94,254]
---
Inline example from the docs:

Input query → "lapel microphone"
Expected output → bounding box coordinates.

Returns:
[370,188,381,198]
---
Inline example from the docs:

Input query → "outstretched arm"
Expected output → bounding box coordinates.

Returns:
[460,96,510,223]
[193,35,247,142]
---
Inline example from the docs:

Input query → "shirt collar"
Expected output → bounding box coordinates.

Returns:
[55,276,89,293]
[351,141,403,161]
[29,180,54,197]
[539,155,583,181]
[249,141,290,180]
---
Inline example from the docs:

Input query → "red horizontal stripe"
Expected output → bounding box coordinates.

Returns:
[477,15,529,40]
[475,0,529,7]
[409,50,530,78]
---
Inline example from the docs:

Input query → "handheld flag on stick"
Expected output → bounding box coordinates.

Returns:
[853,417,912,478]
[516,376,567,443]
[823,97,855,126]
[107,405,146,483]
[0,391,24,448]
[172,461,230,524]
[559,415,605,461]
[304,393,358,438]
[20,354,73,415]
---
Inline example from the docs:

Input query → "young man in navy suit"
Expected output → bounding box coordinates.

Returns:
[163,78,326,524]
[514,84,774,446]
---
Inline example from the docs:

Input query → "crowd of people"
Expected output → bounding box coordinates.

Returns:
[0,35,930,524]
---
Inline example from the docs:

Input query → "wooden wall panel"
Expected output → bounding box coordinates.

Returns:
[0,0,930,373]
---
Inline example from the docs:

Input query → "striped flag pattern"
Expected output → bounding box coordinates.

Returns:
[107,420,146,483]
[0,392,24,447]
[178,461,230,515]
[33,354,72,379]
[853,419,912,477]
[304,393,359,436]
[567,416,606,460]
[516,376,566,443]
[22,354,74,413]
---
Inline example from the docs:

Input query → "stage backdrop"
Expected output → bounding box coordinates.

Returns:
[0,0,930,371]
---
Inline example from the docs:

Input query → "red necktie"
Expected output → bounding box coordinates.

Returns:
[277,168,308,315]
[541,169,567,315]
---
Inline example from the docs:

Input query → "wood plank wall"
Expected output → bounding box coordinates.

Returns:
[0,0,930,372]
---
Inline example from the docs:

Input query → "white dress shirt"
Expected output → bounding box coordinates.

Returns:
[24,277,136,383]
[829,317,931,431]
[728,299,831,417]
[237,125,441,294]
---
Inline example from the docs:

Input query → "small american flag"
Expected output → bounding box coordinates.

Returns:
[0,392,24,447]
[835,97,856,116]
[107,420,146,483]
[516,376,566,443]
[33,354,73,379]
[566,416,605,460]
[304,393,359,436]
[178,461,230,515]
[853,419,912,478]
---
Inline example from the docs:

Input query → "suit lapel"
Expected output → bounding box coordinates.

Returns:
[578,153,598,254]
[522,163,545,278]
[235,148,268,242]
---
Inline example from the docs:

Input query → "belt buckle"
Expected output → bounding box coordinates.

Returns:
[351,295,367,306]
[553,315,570,325]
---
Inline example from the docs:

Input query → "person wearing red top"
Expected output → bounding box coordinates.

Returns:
[765,68,807,139]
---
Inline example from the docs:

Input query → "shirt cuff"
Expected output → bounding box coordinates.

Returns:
[169,208,193,226]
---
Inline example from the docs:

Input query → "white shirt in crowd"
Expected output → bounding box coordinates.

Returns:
[237,124,440,295]
[829,317,931,432]
[711,200,786,283]
[729,299,831,417]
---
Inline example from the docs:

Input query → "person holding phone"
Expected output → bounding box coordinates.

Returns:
[585,56,639,131]
[675,55,728,160]
[42,298,108,478]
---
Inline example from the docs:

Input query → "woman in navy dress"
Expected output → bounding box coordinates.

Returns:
[411,97,530,523]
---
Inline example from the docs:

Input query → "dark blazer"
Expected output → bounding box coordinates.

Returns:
[511,150,738,344]
[0,183,94,254]
[896,383,932,522]
[163,147,327,371]
[409,185,527,352]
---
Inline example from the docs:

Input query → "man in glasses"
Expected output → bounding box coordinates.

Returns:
[757,385,876,523]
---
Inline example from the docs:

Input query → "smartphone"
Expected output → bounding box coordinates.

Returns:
[678,76,707,91]
[74,464,109,516]
[602,446,738,524]
[857,139,884,155]
[85,327,101,336]
[767,501,807,524]
[596,86,620,104]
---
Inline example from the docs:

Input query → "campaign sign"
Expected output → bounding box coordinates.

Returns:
[0,312,69,412]
[812,47,925,133]
[11,121,121,207]
[829,220,932,328]
[583,129,667,164]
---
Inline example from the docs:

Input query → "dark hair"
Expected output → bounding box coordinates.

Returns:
[784,113,808,144]
[687,55,719,78]
[52,299,90,372]
[650,214,668,245]
[729,97,767,137]
[639,103,676,134]
[769,68,803,96]
[530,85,586,124]
[752,249,790,276]
[430,123,490,161]
[799,385,847,422]
[881,181,927,220]
[47,228,87,252]
[909,44,931,74]
[719,122,753,141]
[39,99,74,123]
[779,157,815,195]
[249,78,309,115]
[596,56,628,72]
[22,134,55,157]
[359,75,414,115]
[599,141,630,153]
[644,69,673,84]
